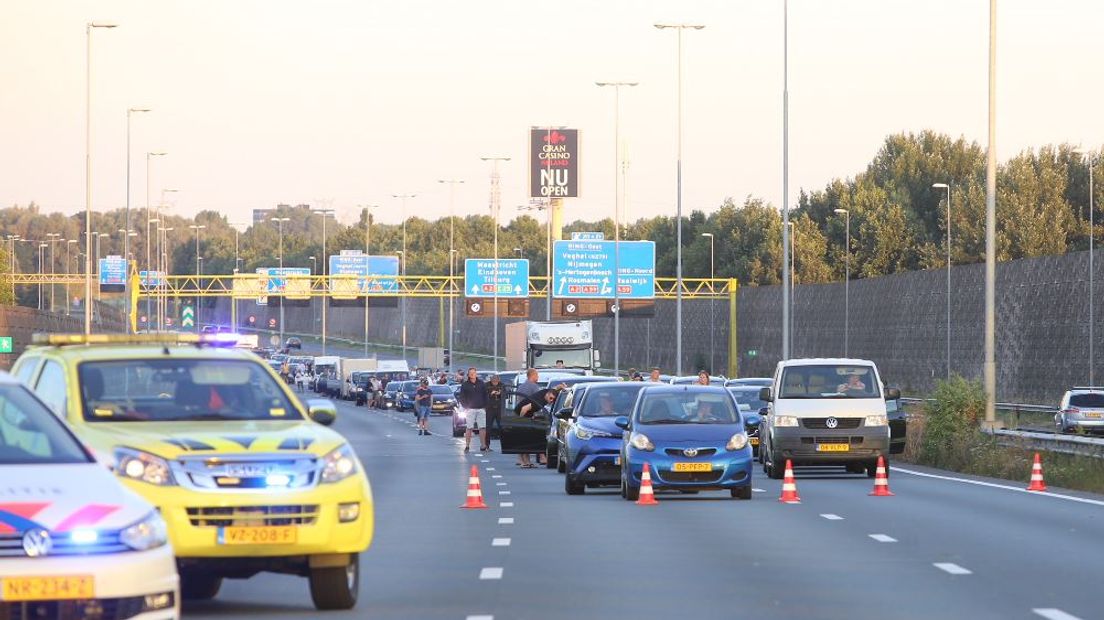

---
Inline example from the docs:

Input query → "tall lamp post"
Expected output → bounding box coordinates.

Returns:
[144,151,166,325]
[188,223,205,327]
[390,195,416,361]
[932,182,952,378]
[396,250,406,358]
[158,226,172,330]
[834,209,850,356]
[271,217,290,344]
[655,23,704,375]
[45,233,61,312]
[125,108,149,273]
[361,205,380,357]
[312,208,335,354]
[1072,150,1096,385]
[38,243,48,310]
[597,80,638,377]
[66,239,79,314]
[85,21,117,333]
[701,232,715,372]
[480,158,509,371]
[308,256,318,329]
[438,180,463,374]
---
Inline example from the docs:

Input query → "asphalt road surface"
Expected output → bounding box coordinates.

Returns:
[184,398,1104,620]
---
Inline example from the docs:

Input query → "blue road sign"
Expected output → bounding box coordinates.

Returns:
[571,231,605,241]
[328,254,400,293]
[464,259,529,298]
[552,240,656,299]
[138,270,165,288]
[98,256,126,286]
[256,267,310,293]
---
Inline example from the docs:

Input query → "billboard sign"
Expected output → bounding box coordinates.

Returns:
[464,258,529,298]
[552,240,655,299]
[328,253,400,296]
[530,127,579,198]
[98,255,126,288]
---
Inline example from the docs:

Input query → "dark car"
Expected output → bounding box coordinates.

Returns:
[395,381,418,412]
[285,336,302,350]
[885,393,907,454]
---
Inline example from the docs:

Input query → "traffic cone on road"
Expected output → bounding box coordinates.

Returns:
[461,465,488,509]
[868,456,894,497]
[1027,453,1048,492]
[778,460,801,504]
[636,463,658,506]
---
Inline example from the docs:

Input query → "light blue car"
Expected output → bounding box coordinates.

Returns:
[618,385,754,500]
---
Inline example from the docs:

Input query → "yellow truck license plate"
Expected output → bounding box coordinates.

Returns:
[1,576,94,601]
[218,526,298,545]
[672,462,712,472]
[816,443,850,452]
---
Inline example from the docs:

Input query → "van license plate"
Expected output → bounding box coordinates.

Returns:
[816,443,850,452]
[672,462,712,472]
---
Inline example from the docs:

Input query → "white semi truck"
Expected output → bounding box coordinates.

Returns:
[504,320,600,374]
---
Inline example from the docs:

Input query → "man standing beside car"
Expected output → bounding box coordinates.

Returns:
[486,374,506,449]
[458,367,489,453]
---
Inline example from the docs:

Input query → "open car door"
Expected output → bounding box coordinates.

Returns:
[500,389,551,455]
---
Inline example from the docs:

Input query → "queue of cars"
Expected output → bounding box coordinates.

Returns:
[2,333,375,616]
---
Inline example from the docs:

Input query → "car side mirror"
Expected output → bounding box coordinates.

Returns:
[885,388,901,400]
[555,407,574,420]
[759,387,773,402]
[614,416,630,430]
[745,413,762,427]
[307,399,337,426]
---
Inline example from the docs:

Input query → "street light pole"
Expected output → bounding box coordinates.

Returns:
[271,217,290,344]
[312,208,335,354]
[655,23,704,375]
[480,159,509,371]
[361,205,380,357]
[597,80,638,378]
[188,223,205,326]
[66,239,78,314]
[390,195,416,361]
[834,209,850,356]
[701,232,715,372]
[933,182,952,378]
[439,180,463,374]
[85,21,117,333]
[983,0,997,427]
[45,233,60,312]
[780,1,792,360]
[144,151,165,327]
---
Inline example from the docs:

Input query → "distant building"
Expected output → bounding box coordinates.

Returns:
[252,204,310,225]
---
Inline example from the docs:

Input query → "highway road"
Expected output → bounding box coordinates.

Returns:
[183,397,1103,620]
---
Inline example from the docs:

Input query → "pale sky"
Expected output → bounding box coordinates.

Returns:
[2,0,1101,226]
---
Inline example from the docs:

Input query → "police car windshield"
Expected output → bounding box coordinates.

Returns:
[78,359,301,422]
[0,385,90,464]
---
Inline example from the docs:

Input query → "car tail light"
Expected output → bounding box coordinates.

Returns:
[1066,407,1080,414]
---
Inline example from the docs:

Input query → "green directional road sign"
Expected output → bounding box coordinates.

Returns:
[0,337,12,354]
[181,305,195,329]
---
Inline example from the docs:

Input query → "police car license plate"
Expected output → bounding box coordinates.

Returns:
[816,443,850,452]
[1,576,94,601]
[218,526,297,545]
[672,462,712,472]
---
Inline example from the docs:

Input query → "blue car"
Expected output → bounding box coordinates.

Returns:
[557,382,650,495]
[617,385,754,500]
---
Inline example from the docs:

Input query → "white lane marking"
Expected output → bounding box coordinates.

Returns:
[894,467,1104,507]
[481,459,490,463]
[820,513,844,520]
[491,475,503,479]
[486,467,496,471]
[466,616,494,620]
[869,534,898,543]
[500,502,514,507]
[1033,609,1082,620]
[495,482,507,486]
[933,563,972,575]
[479,567,503,580]
[498,517,514,524]
[752,488,766,493]
[498,491,511,495]
[492,538,511,547]
[475,454,484,457]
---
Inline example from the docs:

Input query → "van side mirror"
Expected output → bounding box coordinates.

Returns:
[614,416,630,430]
[555,407,575,420]
[759,387,773,402]
[885,387,901,400]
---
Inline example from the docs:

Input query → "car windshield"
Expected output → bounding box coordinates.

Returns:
[430,385,453,395]
[779,365,881,399]
[1070,393,1104,407]
[78,359,301,422]
[0,385,90,464]
[402,382,418,394]
[637,392,740,425]
[579,385,647,417]
[530,348,591,369]
[727,388,766,410]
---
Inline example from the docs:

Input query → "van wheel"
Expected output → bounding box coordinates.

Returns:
[767,452,785,480]
[309,555,359,610]
[180,574,222,600]
[731,485,752,500]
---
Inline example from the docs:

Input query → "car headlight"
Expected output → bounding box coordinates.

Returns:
[115,448,176,486]
[321,444,359,484]
[120,511,169,551]
[773,415,799,427]
[726,433,749,451]
[629,433,654,451]
[574,425,594,440]
[865,414,888,427]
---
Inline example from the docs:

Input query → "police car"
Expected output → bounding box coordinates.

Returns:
[0,370,178,619]
[12,334,374,611]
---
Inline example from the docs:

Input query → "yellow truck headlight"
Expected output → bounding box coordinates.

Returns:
[115,448,176,486]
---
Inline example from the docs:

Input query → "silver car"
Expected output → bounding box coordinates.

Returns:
[1056,388,1104,434]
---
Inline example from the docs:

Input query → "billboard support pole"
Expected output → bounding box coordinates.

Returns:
[728,278,739,378]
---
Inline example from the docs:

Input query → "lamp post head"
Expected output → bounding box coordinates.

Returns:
[148,151,166,157]
[931,183,950,189]
[701,232,713,238]
[89,22,118,29]
[128,107,151,114]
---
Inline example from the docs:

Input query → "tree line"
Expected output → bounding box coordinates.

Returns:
[1,131,1099,308]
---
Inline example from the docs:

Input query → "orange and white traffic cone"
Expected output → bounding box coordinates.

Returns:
[868,456,894,496]
[1027,452,1047,492]
[636,462,658,505]
[461,465,488,509]
[778,459,801,503]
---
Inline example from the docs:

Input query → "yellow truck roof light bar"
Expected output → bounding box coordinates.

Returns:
[32,333,242,347]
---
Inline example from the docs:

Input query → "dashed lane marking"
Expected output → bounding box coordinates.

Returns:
[492,538,511,547]
[498,517,514,524]
[479,568,503,580]
[820,514,844,520]
[486,467,496,471]
[500,502,514,507]
[1033,609,1082,620]
[752,488,766,493]
[466,616,494,620]
[495,482,507,486]
[869,534,898,543]
[498,491,511,495]
[933,563,972,575]
[894,467,1104,507]
[491,475,503,479]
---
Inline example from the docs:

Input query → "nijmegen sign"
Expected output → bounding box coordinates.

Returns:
[529,127,579,198]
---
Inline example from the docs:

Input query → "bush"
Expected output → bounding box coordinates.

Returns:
[918,375,986,468]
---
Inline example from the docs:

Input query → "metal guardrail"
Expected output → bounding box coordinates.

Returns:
[899,397,1055,414]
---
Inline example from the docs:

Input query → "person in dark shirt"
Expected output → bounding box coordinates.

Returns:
[457,367,489,453]
[486,375,506,447]
[414,380,433,436]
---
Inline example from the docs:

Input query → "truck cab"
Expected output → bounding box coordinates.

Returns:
[506,320,600,375]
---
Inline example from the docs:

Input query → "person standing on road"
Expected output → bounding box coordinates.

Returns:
[514,369,543,467]
[486,374,505,448]
[457,367,489,453]
[414,379,433,436]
